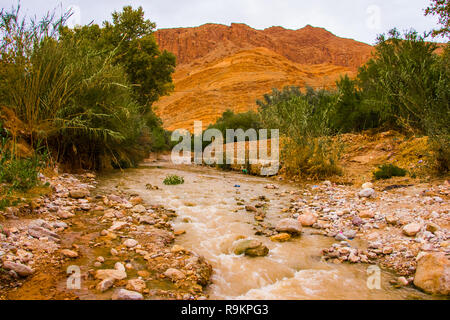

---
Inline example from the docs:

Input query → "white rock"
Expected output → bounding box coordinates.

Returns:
[123,239,138,248]
[359,188,376,198]
[112,289,143,300]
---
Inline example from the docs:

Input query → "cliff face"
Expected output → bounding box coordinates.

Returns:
[155,23,372,70]
[153,23,373,131]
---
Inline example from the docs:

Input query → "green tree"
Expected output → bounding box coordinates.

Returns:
[425,0,450,38]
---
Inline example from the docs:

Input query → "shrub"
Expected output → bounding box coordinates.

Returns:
[163,175,185,185]
[259,87,342,179]
[373,164,407,180]
[0,5,175,170]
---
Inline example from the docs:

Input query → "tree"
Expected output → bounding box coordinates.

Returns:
[425,0,450,38]
[60,6,176,111]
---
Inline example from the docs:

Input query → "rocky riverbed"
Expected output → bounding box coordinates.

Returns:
[0,171,212,300]
[0,164,449,299]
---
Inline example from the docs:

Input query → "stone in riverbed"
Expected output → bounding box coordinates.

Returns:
[413,252,450,295]
[233,239,269,257]
[275,219,302,234]
[61,249,78,258]
[358,188,376,198]
[402,223,422,237]
[69,188,90,199]
[132,205,146,213]
[95,263,127,281]
[362,182,373,189]
[126,279,147,293]
[2,261,34,277]
[97,278,114,292]
[112,289,143,300]
[123,239,138,248]
[164,268,185,281]
[270,233,291,242]
[298,212,317,227]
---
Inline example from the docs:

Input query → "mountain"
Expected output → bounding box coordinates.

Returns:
[153,23,373,131]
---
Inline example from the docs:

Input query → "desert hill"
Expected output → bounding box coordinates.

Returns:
[154,23,373,131]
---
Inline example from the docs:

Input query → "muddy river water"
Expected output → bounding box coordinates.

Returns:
[97,159,434,300]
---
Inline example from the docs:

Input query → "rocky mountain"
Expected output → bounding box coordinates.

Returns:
[154,23,373,131]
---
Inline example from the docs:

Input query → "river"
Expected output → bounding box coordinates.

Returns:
[96,158,434,300]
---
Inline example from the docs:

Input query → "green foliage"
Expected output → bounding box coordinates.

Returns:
[163,174,185,185]
[207,109,263,139]
[0,5,175,170]
[425,0,450,38]
[373,164,407,180]
[259,87,342,178]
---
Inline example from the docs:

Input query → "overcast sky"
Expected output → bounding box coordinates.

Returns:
[0,0,444,44]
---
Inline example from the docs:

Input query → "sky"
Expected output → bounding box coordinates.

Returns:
[0,0,445,45]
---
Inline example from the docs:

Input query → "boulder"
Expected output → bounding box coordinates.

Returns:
[164,268,185,281]
[112,289,143,300]
[126,279,147,293]
[359,188,376,198]
[402,223,422,237]
[95,263,127,281]
[69,188,90,199]
[275,219,302,234]
[97,278,114,292]
[2,261,34,277]
[414,253,450,295]
[233,239,269,257]
[298,212,317,227]
[270,233,291,242]
[61,249,79,258]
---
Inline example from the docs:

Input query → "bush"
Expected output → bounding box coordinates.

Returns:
[373,164,407,180]
[0,5,175,170]
[163,175,185,185]
[258,87,342,179]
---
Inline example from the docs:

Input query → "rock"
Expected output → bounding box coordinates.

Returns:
[385,215,398,225]
[69,188,90,199]
[264,184,279,189]
[171,245,185,253]
[359,188,376,198]
[343,230,357,239]
[359,210,375,219]
[123,239,138,248]
[298,212,317,227]
[2,261,34,277]
[426,223,440,233]
[126,279,147,293]
[234,239,269,257]
[112,289,144,300]
[275,219,302,234]
[414,253,450,295]
[397,276,409,286]
[352,217,363,226]
[61,249,79,258]
[97,278,114,292]
[28,226,60,242]
[109,221,128,231]
[130,196,143,205]
[95,263,127,281]
[245,205,257,212]
[56,209,74,219]
[139,216,156,225]
[164,268,185,281]
[270,233,291,242]
[362,182,373,189]
[132,205,146,213]
[402,223,422,237]
[335,233,348,241]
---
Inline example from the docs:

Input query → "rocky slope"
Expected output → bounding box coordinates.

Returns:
[153,23,373,131]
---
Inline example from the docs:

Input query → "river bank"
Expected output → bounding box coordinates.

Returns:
[0,159,448,299]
